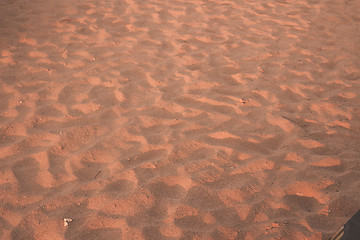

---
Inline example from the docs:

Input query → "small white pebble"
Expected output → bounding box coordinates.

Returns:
[64,218,72,227]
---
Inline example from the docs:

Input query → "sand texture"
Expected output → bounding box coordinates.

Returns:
[1,0,360,239]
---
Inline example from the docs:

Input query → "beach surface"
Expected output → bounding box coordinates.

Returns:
[1,0,360,239]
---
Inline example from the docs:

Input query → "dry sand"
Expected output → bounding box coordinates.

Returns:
[1,0,360,239]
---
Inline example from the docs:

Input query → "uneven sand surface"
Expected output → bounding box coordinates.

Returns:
[1,0,360,239]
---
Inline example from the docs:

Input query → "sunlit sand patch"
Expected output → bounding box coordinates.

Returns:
[86,8,97,15]
[1,49,14,62]
[94,28,112,43]
[73,50,93,58]
[1,122,27,136]
[257,133,277,141]
[297,83,319,92]
[242,39,268,50]
[174,204,199,219]
[36,58,53,64]
[289,70,314,81]
[125,23,143,32]
[72,102,100,114]
[0,207,24,230]
[151,12,162,23]
[325,129,337,135]
[208,131,241,139]
[230,73,248,85]
[144,72,164,88]
[185,160,224,175]
[285,181,332,204]
[190,168,223,185]
[279,84,307,98]
[188,80,220,90]
[0,56,15,65]
[253,90,278,103]
[206,112,232,124]
[338,92,357,98]
[28,51,48,58]
[194,97,243,115]
[24,65,54,75]
[279,166,295,172]
[0,169,16,185]
[233,203,252,222]
[32,151,49,170]
[327,120,351,129]
[55,21,77,33]
[297,139,324,149]
[232,158,274,175]
[237,152,252,161]
[154,173,194,192]
[267,114,296,133]
[169,139,211,161]
[247,137,261,144]
[142,161,158,169]
[311,157,341,167]
[112,90,124,102]
[1,108,18,118]
[85,76,102,85]
[150,100,181,116]
[243,98,262,107]
[203,212,217,225]
[18,35,37,46]
[310,102,352,119]
[108,129,147,149]
[65,59,87,69]
[36,171,56,188]
[329,79,345,85]
[284,152,304,162]
[303,118,318,124]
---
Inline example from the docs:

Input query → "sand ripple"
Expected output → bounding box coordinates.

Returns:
[1,0,360,239]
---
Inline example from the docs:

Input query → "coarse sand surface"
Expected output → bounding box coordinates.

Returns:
[0,0,360,239]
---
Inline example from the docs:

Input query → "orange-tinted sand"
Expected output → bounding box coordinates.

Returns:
[1,0,360,239]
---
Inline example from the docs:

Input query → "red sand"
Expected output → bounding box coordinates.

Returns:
[1,0,360,239]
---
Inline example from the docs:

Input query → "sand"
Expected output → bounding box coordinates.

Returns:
[0,0,360,239]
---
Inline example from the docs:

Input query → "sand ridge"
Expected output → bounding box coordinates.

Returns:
[0,0,360,239]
